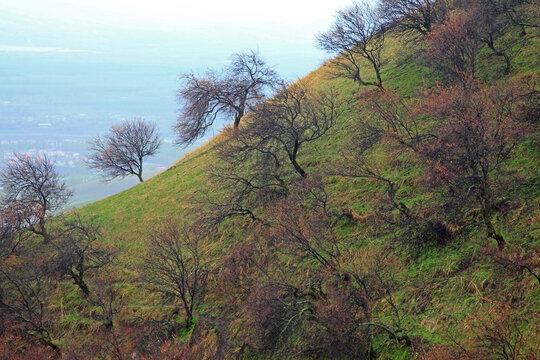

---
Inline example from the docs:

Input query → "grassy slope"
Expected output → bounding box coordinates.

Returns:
[73,25,540,357]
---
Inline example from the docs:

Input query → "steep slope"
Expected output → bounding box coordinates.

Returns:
[74,22,540,358]
[6,5,538,359]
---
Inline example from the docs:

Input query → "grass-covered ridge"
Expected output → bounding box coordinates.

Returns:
[77,21,539,357]
[2,1,539,359]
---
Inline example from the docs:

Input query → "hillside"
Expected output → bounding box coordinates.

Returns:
[1,1,539,359]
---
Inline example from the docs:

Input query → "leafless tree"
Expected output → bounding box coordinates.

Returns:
[329,117,416,225]
[0,252,59,351]
[206,84,340,223]
[174,50,280,145]
[465,0,535,75]
[267,177,341,270]
[242,178,411,357]
[419,79,530,249]
[426,10,481,82]
[230,83,341,178]
[368,89,434,149]
[487,0,539,35]
[0,153,72,242]
[202,167,286,224]
[51,214,116,297]
[87,118,161,183]
[470,1,513,74]
[380,0,448,35]
[144,220,208,330]
[88,277,121,331]
[317,1,386,88]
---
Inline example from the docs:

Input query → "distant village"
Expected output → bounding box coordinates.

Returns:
[0,139,88,168]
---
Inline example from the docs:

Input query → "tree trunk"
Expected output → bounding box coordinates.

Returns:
[234,102,245,129]
[39,330,60,352]
[75,275,90,297]
[291,158,307,178]
[234,111,243,129]
[185,310,194,330]
[486,36,511,74]
[69,269,90,297]
[137,158,144,183]
[289,145,307,178]
[374,64,384,89]
[482,205,505,250]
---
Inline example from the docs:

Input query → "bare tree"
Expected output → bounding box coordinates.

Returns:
[0,205,22,257]
[144,220,208,330]
[230,83,341,178]
[206,84,340,223]
[419,79,530,249]
[87,118,161,183]
[329,109,416,225]
[317,1,386,88]
[0,153,72,242]
[174,50,280,145]
[465,0,534,75]
[380,0,448,35]
[488,0,539,35]
[0,252,59,351]
[426,10,481,82]
[51,214,116,297]
[267,176,341,270]
[242,177,411,357]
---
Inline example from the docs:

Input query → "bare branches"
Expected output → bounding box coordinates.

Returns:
[243,83,341,178]
[206,84,341,223]
[0,204,30,257]
[87,118,161,183]
[51,214,116,297]
[329,108,416,225]
[419,79,531,249]
[174,50,280,145]
[267,176,341,270]
[380,0,448,36]
[0,153,72,242]
[317,1,386,88]
[0,253,59,351]
[143,220,208,330]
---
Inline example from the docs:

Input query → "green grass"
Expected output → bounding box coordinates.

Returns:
[46,22,540,358]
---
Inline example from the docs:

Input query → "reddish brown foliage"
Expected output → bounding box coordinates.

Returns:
[419,78,531,248]
[454,302,538,360]
[0,316,57,360]
[426,11,481,81]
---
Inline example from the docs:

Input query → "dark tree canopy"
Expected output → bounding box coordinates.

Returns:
[87,118,161,183]
[317,1,386,88]
[174,50,280,145]
[0,153,72,242]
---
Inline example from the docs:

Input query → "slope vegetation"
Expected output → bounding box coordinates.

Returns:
[2,2,539,359]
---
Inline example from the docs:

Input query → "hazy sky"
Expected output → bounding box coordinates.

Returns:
[1,0,353,40]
